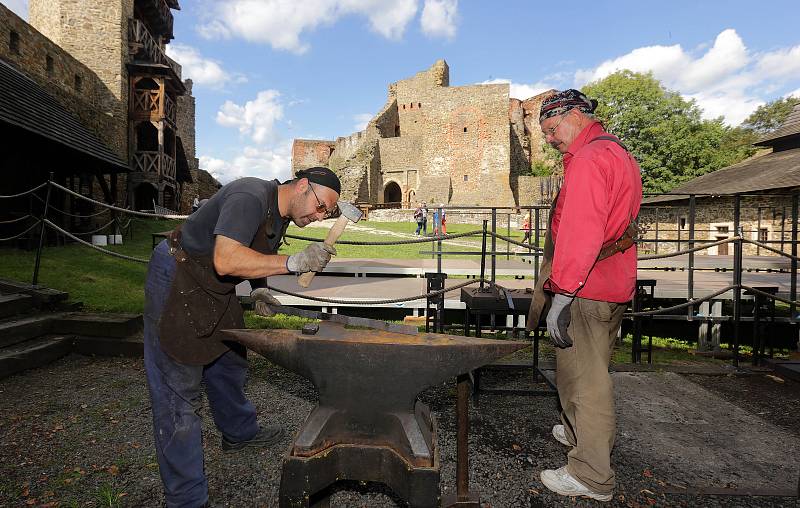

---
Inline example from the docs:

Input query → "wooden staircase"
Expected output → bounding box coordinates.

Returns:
[0,279,143,380]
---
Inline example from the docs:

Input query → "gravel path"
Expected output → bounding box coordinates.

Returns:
[0,354,798,507]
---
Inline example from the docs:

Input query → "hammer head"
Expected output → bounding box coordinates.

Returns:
[337,200,363,223]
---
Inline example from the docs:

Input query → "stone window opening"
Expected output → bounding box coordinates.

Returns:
[402,104,406,110]
[9,30,19,54]
[758,228,769,243]
[410,103,414,109]
[463,127,468,133]
[46,55,54,76]
[418,103,422,108]
[678,215,687,230]
[463,175,468,182]
[74,74,82,92]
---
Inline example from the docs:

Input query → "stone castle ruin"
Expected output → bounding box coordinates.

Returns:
[292,60,556,207]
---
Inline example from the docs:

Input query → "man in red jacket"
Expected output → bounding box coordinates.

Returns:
[537,89,642,502]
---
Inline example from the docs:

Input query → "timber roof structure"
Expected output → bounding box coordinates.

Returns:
[0,59,128,172]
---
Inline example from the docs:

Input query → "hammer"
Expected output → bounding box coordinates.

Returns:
[298,200,363,288]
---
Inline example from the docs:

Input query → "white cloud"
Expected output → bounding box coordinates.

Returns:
[198,0,422,53]
[420,0,457,39]
[200,143,293,184]
[480,78,553,100]
[165,43,246,89]
[573,29,800,125]
[353,113,373,131]
[3,0,27,19]
[216,90,284,144]
[786,88,800,99]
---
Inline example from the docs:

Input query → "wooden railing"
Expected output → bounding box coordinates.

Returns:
[131,89,176,124]
[134,151,176,180]
[128,18,181,78]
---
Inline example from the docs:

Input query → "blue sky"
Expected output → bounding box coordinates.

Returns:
[5,0,800,183]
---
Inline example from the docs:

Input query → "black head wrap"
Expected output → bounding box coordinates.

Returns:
[539,89,598,122]
[294,167,341,195]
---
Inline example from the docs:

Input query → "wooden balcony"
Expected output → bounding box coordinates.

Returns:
[131,88,176,125]
[134,151,176,181]
[128,18,181,79]
[136,0,175,40]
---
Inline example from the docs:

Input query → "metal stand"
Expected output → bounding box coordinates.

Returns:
[426,272,447,333]
[442,374,480,508]
[632,279,656,363]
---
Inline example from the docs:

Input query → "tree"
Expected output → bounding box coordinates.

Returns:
[741,96,798,134]
[582,71,755,193]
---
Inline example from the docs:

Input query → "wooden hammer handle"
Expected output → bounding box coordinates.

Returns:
[297,215,349,287]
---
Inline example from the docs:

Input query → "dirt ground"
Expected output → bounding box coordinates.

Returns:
[0,353,798,507]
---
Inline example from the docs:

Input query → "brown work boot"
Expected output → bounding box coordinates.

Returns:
[221,425,284,452]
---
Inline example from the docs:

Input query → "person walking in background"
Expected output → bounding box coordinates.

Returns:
[440,206,447,235]
[421,202,429,235]
[413,203,424,235]
[432,207,440,236]
[521,213,532,243]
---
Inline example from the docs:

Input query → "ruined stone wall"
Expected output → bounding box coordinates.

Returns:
[28,0,132,159]
[403,83,514,206]
[291,139,335,172]
[638,194,797,256]
[1,3,128,159]
[177,79,201,212]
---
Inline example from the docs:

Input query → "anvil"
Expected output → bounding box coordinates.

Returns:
[224,322,528,507]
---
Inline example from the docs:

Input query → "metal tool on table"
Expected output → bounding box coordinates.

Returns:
[224,322,527,508]
[297,200,363,288]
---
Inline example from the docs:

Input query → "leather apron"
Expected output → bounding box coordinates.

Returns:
[159,217,281,365]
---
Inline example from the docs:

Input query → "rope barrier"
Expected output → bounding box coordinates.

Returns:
[265,278,488,305]
[49,182,189,219]
[43,220,149,263]
[77,218,117,236]
[637,237,738,260]
[490,231,543,250]
[742,238,800,262]
[284,230,484,246]
[740,285,800,308]
[0,220,42,242]
[32,193,111,218]
[0,182,47,199]
[626,285,737,317]
[0,215,33,224]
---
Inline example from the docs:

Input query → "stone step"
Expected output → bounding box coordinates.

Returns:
[73,335,144,358]
[0,334,74,380]
[0,293,34,319]
[0,278,68,308]
[51,313,143,338]
[0,312,69,349]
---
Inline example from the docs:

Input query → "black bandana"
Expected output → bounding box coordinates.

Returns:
[295,167,341,195]
[539,89,598,122]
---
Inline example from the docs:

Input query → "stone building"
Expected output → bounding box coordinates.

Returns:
[640,103,800,256]
[0,0,219,223]
[292,60,555,208]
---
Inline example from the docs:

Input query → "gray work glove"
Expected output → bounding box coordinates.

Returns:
[250,288,280,317]
[546,294,575,348]
[286,242,337,274]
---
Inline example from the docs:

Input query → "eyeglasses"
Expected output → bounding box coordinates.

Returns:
[309,183,337,219]
[543,113,567,137]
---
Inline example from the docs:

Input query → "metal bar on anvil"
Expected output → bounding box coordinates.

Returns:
[265,303,418,335]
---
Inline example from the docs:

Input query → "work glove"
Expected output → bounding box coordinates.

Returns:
[286,242,337,274]
[546,294,575,348]
[250,288,280,317]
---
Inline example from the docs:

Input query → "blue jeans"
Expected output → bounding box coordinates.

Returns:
[415,221,423,235]
[144,241,259,508]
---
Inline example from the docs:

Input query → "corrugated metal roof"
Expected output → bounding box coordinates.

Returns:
[0,59,129,171]
[756,103,800,146]
[643,148,800,204]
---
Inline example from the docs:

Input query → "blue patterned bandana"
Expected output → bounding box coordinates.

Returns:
[539,89,598,122]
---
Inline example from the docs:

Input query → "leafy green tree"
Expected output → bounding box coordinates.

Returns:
[583,71,755,193]
[742,96,798,134]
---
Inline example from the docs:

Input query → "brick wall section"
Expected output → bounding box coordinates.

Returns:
[177,79,202,212]
[291,139,335,172]
[0,3,128,158]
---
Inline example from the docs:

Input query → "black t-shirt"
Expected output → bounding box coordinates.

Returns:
[180,177,288,259]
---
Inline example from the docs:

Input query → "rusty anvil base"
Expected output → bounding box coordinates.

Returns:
[224,322,527,508]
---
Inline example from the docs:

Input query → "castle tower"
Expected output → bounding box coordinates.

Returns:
[29,0,187,211]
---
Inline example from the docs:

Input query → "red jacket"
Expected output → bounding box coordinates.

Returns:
[546,122,642,302]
